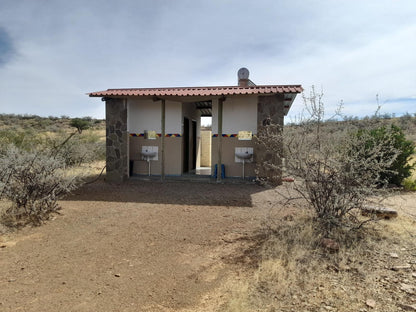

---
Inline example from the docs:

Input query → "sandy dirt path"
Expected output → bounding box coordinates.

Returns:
[0,181,280,312]
[2,181,414,312]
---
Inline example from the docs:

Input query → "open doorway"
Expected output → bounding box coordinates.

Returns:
[183,101,212,176]
[197,116,212,176]
[183,117,190,173]
[192,120,197,170]
[182,116,198,174]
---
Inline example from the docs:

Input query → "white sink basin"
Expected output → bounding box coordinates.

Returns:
[141,150,157,158]
[235,152,253,160]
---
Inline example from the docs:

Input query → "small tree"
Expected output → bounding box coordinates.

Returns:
[70,118,91,134]
[51,117,92,161]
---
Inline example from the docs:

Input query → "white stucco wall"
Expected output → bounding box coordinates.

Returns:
[127,98,182,133]
[165,101,182,133]
[127,95,257,135]
[212,95,258,134]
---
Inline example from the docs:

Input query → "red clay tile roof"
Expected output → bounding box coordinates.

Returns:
[88,85,303,97]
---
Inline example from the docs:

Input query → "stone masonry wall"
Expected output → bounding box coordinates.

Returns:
[256,94,285,185]
[106,98,128,182]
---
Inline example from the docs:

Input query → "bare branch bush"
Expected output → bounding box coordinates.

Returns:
[0,146,78,226]
[259,87,405,236]
[47,132,105,167]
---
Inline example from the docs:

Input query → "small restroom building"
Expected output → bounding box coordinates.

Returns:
[89,68,302,182]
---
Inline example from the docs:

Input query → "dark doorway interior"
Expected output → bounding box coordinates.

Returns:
[191,120,197,170]
[183,117,189,173]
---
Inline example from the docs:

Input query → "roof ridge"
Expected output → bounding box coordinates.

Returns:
[89,85,303,97]
[105,84,302,91]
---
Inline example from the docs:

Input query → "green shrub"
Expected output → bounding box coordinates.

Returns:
[402,177,416,191]
[356,125,415,186]
[0,129,44,152]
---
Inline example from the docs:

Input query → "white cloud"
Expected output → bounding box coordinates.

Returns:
[0,0,415,119]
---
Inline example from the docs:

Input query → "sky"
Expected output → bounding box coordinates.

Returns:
[0,0,415,121]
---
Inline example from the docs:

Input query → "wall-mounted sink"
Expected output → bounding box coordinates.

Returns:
[235,148,254,180]
[141,146,158,176]
[235,151,253,160]
[141,150,157,158]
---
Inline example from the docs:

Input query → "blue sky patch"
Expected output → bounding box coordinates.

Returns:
[384,97,416,104]
[0,28,14,65]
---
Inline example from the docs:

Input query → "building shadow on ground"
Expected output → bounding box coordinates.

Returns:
[63,179,267,207]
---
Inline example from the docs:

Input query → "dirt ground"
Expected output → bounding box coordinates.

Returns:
[0,181,415,312]
[0,180,285,312]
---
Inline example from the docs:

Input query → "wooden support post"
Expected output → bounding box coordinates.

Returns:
[161,99,166,180]
[217,97,224,182]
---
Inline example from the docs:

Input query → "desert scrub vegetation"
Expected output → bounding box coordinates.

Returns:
[0,146,78,226]
[0,114,105,226]
[0,114,105,166]
[355,124,415,186]
[256,87,415,235]
[228,89,416,311]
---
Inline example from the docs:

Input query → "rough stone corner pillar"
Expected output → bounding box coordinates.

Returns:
[105,98,128,183]
[256,94,285,185]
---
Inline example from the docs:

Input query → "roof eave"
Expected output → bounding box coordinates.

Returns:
[88,85,303,98]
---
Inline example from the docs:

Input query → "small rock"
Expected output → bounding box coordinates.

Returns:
[389,252,399,258]
[400,283,415,295]
[282,177,295,182]
[398,304,416,311]
[412,273,416,278]
[392,264,412,271]
[114,274,121,277]
[0,245,6,248]
[362,206,398,219]
[366,299,376,308]
[321,238,340,252]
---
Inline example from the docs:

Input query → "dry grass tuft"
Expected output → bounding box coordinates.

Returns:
[66,160,106,180]
[222,207,416,312]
